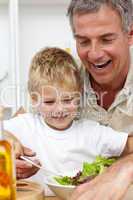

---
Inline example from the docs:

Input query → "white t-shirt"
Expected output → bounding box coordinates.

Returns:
[4,113,128,195]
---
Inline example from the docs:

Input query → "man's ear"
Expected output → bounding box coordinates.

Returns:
[128,25,133,45]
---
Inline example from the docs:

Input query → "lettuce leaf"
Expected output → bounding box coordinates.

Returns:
[54,156,116,186]
[54,176,72,185]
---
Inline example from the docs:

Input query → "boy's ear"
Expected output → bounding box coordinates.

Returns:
[128,25,133,45]
[31,94,38,106]
[30,95,40,114]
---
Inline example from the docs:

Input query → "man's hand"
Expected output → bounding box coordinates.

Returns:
[70,155,133,200]
[16,146,40,179]
[122,135,133,156]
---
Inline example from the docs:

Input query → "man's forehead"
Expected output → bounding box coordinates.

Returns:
[74,32,118,39]
[73,5,123,32]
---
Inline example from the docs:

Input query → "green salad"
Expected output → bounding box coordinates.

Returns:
[54,156,116,186]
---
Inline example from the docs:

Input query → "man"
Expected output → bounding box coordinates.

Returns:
[67,0,133,199]
[68,0,133,133]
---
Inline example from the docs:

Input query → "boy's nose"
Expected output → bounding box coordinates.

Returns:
[55,103,64,113]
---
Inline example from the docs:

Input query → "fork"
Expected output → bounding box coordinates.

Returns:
[20,155,62,177]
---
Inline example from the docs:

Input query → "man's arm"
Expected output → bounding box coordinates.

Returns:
[122,135,133,155]
[70,154,133,200]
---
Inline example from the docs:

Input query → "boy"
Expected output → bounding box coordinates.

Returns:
[4,47,133,195]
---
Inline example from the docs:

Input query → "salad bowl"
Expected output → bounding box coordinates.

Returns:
[45,156,116,200]
[45,176,75,200]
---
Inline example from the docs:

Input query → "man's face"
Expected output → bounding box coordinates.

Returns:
[73,5,133,87]
[33,85,80,130]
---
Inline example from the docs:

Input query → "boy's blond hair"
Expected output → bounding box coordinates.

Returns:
[28,47,81,95]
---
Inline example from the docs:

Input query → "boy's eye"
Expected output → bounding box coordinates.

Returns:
[62,99,73,104]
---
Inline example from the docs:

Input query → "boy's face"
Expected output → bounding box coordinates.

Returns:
[33,85,81,130]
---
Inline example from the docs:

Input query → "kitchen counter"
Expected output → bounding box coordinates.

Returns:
[17,180,61,200]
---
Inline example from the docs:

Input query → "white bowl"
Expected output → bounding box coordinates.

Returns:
[45,175,75,200]
[45,175,133,200]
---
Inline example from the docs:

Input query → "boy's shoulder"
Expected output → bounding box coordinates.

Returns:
[4,113,42,136]
[6,112,38,127]
[12,112,34,121]
[73,119,100,135]
[76,118,99,128]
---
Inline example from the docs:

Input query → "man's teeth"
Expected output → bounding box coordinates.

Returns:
[93,60,111,68]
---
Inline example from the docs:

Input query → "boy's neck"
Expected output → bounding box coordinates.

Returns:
[45,121,73,131]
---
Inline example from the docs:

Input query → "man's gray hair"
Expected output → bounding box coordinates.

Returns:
[67,0,133,33]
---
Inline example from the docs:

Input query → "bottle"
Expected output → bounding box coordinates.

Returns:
[0,106,16,200]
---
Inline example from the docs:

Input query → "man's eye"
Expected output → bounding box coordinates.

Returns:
[78,40,90,47]
[102,38,114,44]
[43,101,55,105]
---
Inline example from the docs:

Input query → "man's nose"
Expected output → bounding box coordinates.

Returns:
[88,43,105,61]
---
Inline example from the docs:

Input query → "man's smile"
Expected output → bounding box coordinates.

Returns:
[90,60,112,69]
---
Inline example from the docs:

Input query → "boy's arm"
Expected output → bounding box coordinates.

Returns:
[122,135,133,156]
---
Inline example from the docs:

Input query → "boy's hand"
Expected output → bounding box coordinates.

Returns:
[16,146,40,179]
[4,131,40,179]
[16,159,40,179]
